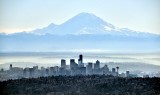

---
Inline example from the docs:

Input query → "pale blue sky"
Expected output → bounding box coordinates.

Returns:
[0,0,160,34]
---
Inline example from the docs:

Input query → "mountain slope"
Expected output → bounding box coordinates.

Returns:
[0,12,160,52]
[29,12,159,37]
[55,12,115,35]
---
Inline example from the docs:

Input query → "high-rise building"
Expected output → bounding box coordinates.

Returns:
[54,66,59,72]
[70,59,75,69]
[78,54,84,67]
[45,69,49,76]
[70,59,78,75]
[112,68,116,76]
[49,67,55,76]
[61,59,66,69]
[32,66,38,77]
[116,66,119,76]
[79,54,83,63]
[94,60,100,69]
[126,71,130,77]
[112,68,116,73]
[102,64,109,75]
[10,64,12,70]
[87,62,93,74]
[29,68,34,77]
[23,67,30,78]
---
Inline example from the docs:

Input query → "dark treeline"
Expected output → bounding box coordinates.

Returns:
[0,75,160,95]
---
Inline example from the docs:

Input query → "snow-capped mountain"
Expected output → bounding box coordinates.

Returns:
[31,12,116,35]
[0,12,160,52]
[55,12,116,35]
[28,12,158,37]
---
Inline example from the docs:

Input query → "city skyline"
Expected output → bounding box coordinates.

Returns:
[1,54,158,81]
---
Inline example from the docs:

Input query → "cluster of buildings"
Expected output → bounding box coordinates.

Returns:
[0,54,149,81]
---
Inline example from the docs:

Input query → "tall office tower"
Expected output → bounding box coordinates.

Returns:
[54,66,59,75]
[87,62,93,74]
[49,67,54,76]
[112,68,116,76]
[112,68,116,73]
[29,68,34,77]
[126,71,130,77]
[70,59,75,69]
[79,54,83,62]
[46,69,49,76]
[10,64,12,70]
[103,64,109,74]
[23,68,27,77]
[23,68,30,78]
[94,60,100,69]
[61,59,66,69]
[78,54,84,67]
[33,66,38,77]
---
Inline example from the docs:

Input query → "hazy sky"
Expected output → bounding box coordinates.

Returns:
[0,0,160,34]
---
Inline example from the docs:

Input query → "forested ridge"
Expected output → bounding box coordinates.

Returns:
[0,75,160,95]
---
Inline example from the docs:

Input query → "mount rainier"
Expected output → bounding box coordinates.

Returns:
[0,12,159,52]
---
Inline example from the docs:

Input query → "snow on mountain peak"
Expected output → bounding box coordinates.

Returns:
[29,12,118,35]
[51,12,116,35]
[28,12,156,37]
